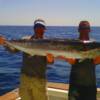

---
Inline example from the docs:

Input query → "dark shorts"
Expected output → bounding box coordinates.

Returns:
[68,84,97,100]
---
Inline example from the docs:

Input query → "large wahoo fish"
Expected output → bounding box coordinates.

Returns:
[4,39,100,59]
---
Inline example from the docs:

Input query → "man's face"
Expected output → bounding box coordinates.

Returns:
[79,22,90,40]
[79,28,90,35]
[34,27,45,38]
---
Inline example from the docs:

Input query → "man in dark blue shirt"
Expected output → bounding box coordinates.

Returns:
[67,21,100,100]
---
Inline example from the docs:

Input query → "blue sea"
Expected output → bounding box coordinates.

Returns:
[0,26,100,95]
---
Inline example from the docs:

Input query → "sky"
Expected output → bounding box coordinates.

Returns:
[0,0,100,26]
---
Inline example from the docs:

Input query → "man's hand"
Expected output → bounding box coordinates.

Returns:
[46,53,54,64]
[0,36,6,45]
[93,56,100,64]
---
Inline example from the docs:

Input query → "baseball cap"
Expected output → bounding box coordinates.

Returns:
[34,19,46,29]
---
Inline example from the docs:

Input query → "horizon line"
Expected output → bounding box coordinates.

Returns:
[0,25,100,27]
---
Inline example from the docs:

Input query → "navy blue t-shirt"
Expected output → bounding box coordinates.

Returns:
[70,59,96,86]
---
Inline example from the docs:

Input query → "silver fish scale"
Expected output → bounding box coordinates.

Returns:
[5,39,100,59]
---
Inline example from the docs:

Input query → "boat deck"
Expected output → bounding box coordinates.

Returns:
[0,82,100,100]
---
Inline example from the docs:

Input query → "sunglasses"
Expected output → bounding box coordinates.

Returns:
[79,27,90,30]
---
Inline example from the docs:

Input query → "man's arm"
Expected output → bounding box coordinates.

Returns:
[56,56,76,64]
[0,36,6,45]
[46,54,76,65]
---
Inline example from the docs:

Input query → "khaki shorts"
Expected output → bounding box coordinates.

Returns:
[19,74,48,100]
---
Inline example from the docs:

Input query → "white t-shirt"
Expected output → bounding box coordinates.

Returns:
[80,38,95,43]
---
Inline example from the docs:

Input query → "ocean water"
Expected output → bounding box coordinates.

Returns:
[0,26,100,95]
